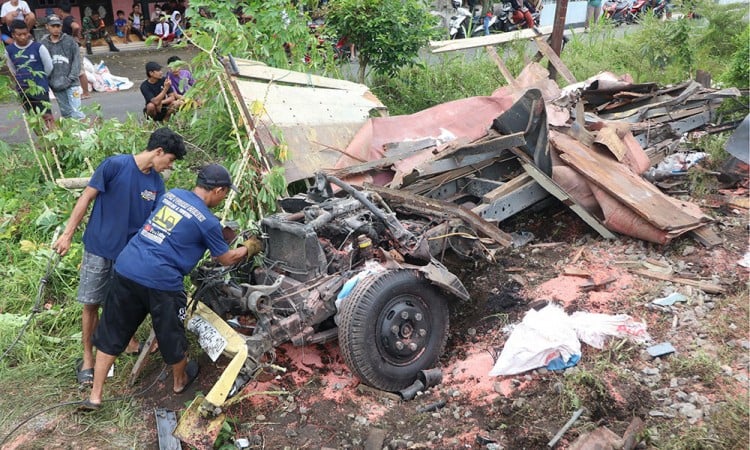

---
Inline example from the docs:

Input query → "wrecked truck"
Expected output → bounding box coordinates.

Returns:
[191,172,468,393]
[174,173,475,445]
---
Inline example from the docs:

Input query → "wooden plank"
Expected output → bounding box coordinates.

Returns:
[482,173,533,202]
[128,328,157,386]
[632,269,726,294]
[533,37,577,84]
[514,154,617,239]
[593,126,628,162]
[484,45,518,88]
[689,225,723,248]
[233,58,373,93]
[429,25,555,53]
[552,131,710,231]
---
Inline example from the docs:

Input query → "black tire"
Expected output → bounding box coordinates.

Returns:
[338,270,449,391]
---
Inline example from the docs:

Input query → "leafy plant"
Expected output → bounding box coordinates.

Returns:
[326,0,440,83]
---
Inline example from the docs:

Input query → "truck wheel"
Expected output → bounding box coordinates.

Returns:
[338,270,449,391]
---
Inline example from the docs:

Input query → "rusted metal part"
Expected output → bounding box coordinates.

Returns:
[365,183,513,248]
[511,149,617,239]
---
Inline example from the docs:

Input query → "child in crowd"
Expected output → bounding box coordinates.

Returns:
[166,56,194,95]
[114,10,127,38]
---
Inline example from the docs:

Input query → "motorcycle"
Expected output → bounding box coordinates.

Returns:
[491,1,541,32]
[448,0,485,39]
[603,0,632,24]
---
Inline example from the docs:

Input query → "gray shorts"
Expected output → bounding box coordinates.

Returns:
[76,251,114,305]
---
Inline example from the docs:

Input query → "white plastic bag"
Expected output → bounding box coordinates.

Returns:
[489,304,581,376]
[569,311,651,349]
[489,304,651,376]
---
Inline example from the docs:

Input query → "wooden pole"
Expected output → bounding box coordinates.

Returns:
[548,0,569,81]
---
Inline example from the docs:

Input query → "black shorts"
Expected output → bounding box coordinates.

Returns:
[21,92,51,115]
[92,272,188,364]
[143,105,168,121]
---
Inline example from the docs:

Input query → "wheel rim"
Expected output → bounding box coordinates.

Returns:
[376,294,431,366]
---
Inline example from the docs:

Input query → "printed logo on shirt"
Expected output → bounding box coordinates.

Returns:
[151,204,183,232]
[141,189,157,202]
[51,55,70,65]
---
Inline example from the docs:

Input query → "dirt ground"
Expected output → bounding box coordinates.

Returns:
[105,191,745,449]
[2,181,747,449]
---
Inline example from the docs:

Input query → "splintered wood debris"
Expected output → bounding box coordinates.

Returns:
[230,53,742,250]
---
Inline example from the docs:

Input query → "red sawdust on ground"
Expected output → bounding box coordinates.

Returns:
[245,342,389,422]
[444,349,498,402]
[526,264,641,314]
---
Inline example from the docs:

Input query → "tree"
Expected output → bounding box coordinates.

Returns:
[325,0,440,83]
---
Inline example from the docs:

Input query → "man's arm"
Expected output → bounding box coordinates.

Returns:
[149,78,173,108]
[53,186,99,256]
[68,39,81,81]
[38,45,53,75]
[214,246,249,266]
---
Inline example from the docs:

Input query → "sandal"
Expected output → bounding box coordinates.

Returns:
[75,359,94,386]
[174,360,200,394]
[77,399,101,412]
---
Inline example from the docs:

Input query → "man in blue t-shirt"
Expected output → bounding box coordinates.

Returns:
[53,127,187,386]
[80,164,260,410]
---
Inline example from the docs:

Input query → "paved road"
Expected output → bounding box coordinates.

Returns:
[0,44,198,144]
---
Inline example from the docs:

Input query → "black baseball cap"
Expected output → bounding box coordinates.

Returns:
[46,14,62,26]
[197,164,239,193]
[145,61,162,77]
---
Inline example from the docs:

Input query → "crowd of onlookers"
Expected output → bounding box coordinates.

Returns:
[1,0,197,129]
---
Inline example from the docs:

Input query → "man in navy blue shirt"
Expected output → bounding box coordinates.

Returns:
[80,164,258,410]
[54,128,187,386]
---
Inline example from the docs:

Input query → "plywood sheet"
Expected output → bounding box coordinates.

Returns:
[551,131,710,231]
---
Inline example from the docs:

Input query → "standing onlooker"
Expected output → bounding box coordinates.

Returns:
[114,10,128,39]
[41,14,85,120]
[82,11,119,55]
[585,0,602,30]
[166,56,194,95]
[1,0,35,28]
[4,20,54,130]
[141,61,183,121]
[128,3,146,41]
[78,164,255,411]
[53,127,187,386]
[59,0,91,99]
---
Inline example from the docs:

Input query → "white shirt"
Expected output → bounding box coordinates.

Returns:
[1,0,31,21]
[155,21,170,38]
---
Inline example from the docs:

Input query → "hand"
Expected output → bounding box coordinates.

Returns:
[52,235,72,256]
[240,237,262,258]
[163,78,172,91]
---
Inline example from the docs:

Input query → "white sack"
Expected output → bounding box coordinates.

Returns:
[489,304,580,376]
